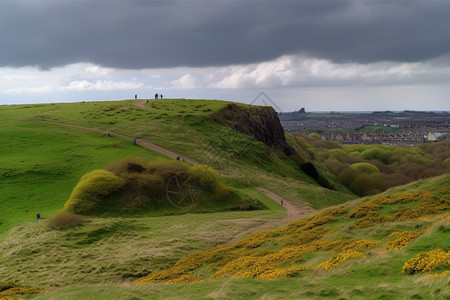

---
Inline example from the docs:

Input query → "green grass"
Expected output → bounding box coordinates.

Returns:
[0,100,356,212]
[0,118,168,239]
[2,99,447,299]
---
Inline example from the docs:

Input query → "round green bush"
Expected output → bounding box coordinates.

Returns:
[350,163,380,175]
[360,147,390,163]
[442,158,450,169]
[308,133,321,139]
[64,170,126,214]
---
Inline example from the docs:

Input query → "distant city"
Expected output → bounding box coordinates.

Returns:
[279,110,449,146]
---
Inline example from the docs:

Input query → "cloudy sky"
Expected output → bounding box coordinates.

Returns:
[1,0,449,112]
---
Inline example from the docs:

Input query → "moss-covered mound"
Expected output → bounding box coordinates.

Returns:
[64,159,256,215]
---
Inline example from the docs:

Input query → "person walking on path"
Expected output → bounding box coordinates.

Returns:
[133,138,137,145]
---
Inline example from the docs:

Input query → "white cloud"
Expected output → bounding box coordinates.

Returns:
[84,65,114,76]
[1,56,449,110]
[66,80,144,91]
[170,74,198,89]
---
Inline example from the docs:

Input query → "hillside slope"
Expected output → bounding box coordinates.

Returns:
[0,99,355,216]
[135,174,449,299]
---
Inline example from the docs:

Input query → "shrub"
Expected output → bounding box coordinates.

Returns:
[64,170,126,214]
[443,158,450,169]
[360,147,390,163]
[189,164,218,189]
[350,163,380,175]
[48,210,87,229]
[402,249,450,274]
[308,133,321,139]
[385,231,424,251]
[347,202,379,218]
[316,251,366,271]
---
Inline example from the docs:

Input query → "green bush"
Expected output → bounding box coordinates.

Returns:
[360,147,390,164]
[308,133,321,139]
[350,163,380,175]
[65,159,236,214]
[443,158,450,169]
[64,170,126,214]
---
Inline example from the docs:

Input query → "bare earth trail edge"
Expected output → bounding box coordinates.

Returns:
[2,111,316,241]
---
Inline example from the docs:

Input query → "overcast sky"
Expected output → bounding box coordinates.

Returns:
[1,0,449,111]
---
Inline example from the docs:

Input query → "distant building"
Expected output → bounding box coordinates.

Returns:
[425,132,445,142]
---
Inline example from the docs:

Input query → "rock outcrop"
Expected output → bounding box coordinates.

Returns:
[212,103,334,190]
[212,104,294,155]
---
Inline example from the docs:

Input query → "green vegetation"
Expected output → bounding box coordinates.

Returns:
[133,175,449,299]
[0,99,448,299]
[302,132,450,196]
[64,159,251,215]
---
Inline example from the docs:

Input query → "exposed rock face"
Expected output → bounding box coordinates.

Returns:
[212,104,294,155]
[212,103,335,190]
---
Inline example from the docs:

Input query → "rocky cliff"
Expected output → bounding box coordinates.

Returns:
[212,104,294,156]
[212,103,334,190]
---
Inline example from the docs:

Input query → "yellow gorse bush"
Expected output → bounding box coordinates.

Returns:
[402,249,450,274]
[0,286,45,296]
[426,270,450,278]
[316,251,366,271]
[384,230,424,250]
[348,190,449,228]
[136,205,382,283]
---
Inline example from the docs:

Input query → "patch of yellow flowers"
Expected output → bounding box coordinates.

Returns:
[384,230,424,251]
[316,251,366,271]
[402,249,450,274]
[348,190,449,228]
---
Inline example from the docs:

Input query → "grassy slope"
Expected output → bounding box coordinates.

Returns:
[0,118,172,239]
[2,99,412,299]
[19,174,448,300]
[0,99,355,212]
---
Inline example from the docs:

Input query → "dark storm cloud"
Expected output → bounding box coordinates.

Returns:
[1,0,449,69]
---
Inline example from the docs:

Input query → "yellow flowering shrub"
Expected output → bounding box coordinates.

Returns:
[352,212,388,228]
[348,190,449,228]
[347,202,379,218]
[402,249,450,274]
[0,287,44,296]
[426,270,450,278]
[284,227,330,246]
[341,240,378,251]
[232,230,276,248]
[385,231,424,250]
[257,266,310,280]
[316,251,366,271]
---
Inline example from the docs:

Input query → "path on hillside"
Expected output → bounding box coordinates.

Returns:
[3,115,315,240]
[134,101,154,110]
[2,116,197,164]
[227,188,316,244]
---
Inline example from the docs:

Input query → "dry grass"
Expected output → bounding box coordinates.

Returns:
[47,210,87,229]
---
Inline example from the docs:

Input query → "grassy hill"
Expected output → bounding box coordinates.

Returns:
[0,99,354,233]
[0,99,448,299]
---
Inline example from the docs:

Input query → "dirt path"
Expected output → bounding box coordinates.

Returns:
[134,101,154,110]
[2,116,197,164]
[227,188,315,244]
[4,115,315,242]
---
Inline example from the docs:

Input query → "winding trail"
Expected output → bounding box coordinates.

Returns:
[4,111,315,241]
[2,116,197,164]
[227,188,316,244]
